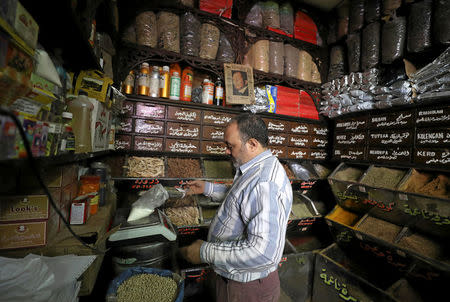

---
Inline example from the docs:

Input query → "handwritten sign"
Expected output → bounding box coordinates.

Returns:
[369,130,412,146]
[367,147,411,163]
[319,268,359,301]
[416,106,450,126]
[403,204,450,225]
[414,148,450,166]
[335,116,368,131]
[131,178,160,189]
[416,128,450,146]
[333,148,366,161]
[369,110,414,129]
[115,135,131,150]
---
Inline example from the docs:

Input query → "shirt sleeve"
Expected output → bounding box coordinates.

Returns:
[204,182,229,202]
[200,181,289,273]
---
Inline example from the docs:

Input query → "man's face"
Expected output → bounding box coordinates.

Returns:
[232,72,244,90]
[224,122,250,168]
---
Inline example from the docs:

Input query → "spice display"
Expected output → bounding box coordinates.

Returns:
[282,163,296,179]
[417,175,450,199]
[360,167,405,189]
[167,158,202,178]
[397,232,442,260]
[164,195,197,208]
[126,157,165,178]
[165,206,200,226]
[135,11,157,48]
[199,23,220,60]
[203,160,233,178]
[356,216,401,243]
[326,206,360,226]
[332,166,364,182]
[291,202,312,219]
[157,12,180,53]
[268,41,284,75]
[116,273,177,302]
[407,0,432,53]
[398,169,433,194]
[253,40,270,73]
[180,12,201,57]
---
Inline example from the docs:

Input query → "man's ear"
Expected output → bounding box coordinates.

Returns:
[247,138,259,150]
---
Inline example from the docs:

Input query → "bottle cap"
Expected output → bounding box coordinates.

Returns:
[163,66,169,72]
[203,79,210,83]
[62,112,73,119]
[152,66,159,71]
[141,62,149,67]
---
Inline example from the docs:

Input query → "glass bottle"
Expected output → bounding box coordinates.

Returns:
[137,62,150,96]
[214,77,224,106]
[122,70,135,94]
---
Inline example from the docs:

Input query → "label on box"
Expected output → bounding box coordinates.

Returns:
[134,136,164,151]
[290,122,309,134]
[0,221,47,250]
[201,141,227,155]
[0,195,49,222]
[70,202,88,224]
[270,146,287,158]
[268,132,288,145]
[202,126,225,140]
[368,148,411,163]
[115,134,132,150]
[369,110,414,129]
[309,149,327,160]
[332,147,366,161]
[289,135,309,147]
[416,128,450,146]
[369,130,413,146]
[203,111,234,125]
[414,148,450,166]
[335,116,368,131]
[310,136,328,148]
[135,119,164,135]
[165,139,199,153]
[166,122,200,138]
[288,147,309,159]
[416,106,450,126]
[264,119,288,132]
[310,125,328,136]
[167,106,201,122]
[334,132,366,146]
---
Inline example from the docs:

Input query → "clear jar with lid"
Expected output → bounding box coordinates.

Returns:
[149,66,160,97]
[137,62,150,96]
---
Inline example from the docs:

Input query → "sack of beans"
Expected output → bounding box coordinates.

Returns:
[157,12,180,53]
[407,0,432,53]
[346,32,361,72]
[434,0,450,45]
[216,32,235,62]
[106,267,184,302]
[269,41,284,75]
[382,16,406,64]
[361,21,380,70]
[136,11,157,48]
[284,44,299,78]
[199,23,220,60]
[181,12,201,56]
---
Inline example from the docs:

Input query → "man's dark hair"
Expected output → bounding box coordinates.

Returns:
[231,113,268,147]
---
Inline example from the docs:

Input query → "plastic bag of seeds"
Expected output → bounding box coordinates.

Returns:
[199,23,220,60]
[327,16,337,45]
[269,41,284,75]
[253,40,270,72]
[261,1,280,28]
[361,22,380,71]
[284,44,299,78]
[407,0,432,53]
[298,50,312,81]
[216,32,235,62]
[181,12,201,57]
[364,0,381,24]
[106,267,184,302]
[122,23,136,44]
[279,2,294,35]
[346,32,361,72]
[136,11,157,48]
[348,0,364,33]
[381,16,406,64]
[328,45,346,81]
[157,12,180,53]
[434,0,450,45]
[245,3,263,27]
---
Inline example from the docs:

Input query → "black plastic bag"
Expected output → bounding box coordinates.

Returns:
[407,0,432,53]
[347,32,361,72]
[216,32,235,63]
[348,0,365,33]
[361,22,380,70]
[328,45,346,81]
[181,12,201,56]
[364,0,381,24]
[382,16,406,64]
[434,0,450,45]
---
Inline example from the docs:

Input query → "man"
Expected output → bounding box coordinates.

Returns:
[232,71,249,96]
[180,113,293,302]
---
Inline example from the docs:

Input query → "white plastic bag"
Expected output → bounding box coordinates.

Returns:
[127,184,169,222]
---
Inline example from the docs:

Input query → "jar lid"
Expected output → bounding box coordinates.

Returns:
[163,66,169,71]
[203,79,210,83]
[62,112,73,119]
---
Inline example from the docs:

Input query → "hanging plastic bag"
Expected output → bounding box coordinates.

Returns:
[127,184,169,222]
[348,0,364,33]
[136,11,157,48]
[181,12,201,56]
[216,32,235,62]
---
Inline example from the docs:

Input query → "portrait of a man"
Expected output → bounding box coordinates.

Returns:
[232,71,249,96]
[224,63,255,105]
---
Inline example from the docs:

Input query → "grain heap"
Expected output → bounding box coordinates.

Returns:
[332,166,364,182]
[360,167,405,189]
[126,157,164,177]
[356,216,401,243]
[167,158,202,178]
[165,195,197,208]
[203,160,233,178]
[117,273,177,302]
[165,206,200,226]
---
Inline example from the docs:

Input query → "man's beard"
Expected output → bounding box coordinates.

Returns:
[231,156,241,169]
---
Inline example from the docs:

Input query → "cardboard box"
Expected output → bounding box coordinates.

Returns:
[0,221,47,250]
[74,70,113,103]
[0,195,49,222]
[13,2,39,49]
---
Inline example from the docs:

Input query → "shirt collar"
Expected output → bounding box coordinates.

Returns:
[238,149,272,175]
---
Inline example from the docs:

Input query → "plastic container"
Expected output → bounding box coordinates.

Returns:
[180,67,193,102]
[122,70,135,94]
[201,79,214,105]
[170,71,181,100]
[57,112,75,155]
[149,66,160,97]
[214,77,224,106]
[68,91,93,153]
[159,66,170,98]
[137,63,150,96]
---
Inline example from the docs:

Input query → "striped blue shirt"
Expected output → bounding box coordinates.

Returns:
[200,150,293,282]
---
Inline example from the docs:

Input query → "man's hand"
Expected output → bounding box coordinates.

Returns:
[179,239,204,264]
[185,180,206,195]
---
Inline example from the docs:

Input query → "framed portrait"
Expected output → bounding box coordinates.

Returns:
[224,63,255,105]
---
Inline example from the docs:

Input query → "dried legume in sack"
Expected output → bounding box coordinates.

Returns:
[284,44,299,78]
[199,23,220,60]
[253,40,270,72]
[364,0,381,24]
[116,273,177,302]
[407,0,432,53]
[348,0,364,33]
[157,12,180,53]
[261,1,280,28]
[434,0,450,45]
[136,11,157,48]
[298,50,312,81]
[279,2,294,35]
[269,41,284,75]
[216,32,235,63]
[382,16,406,64]
[346,32,361,72]
[361,22,380,70]
[180,12,201,56]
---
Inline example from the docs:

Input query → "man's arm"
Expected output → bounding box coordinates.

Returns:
[186,180,229,202]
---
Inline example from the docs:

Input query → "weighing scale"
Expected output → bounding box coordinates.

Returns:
[108,208,177,246]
